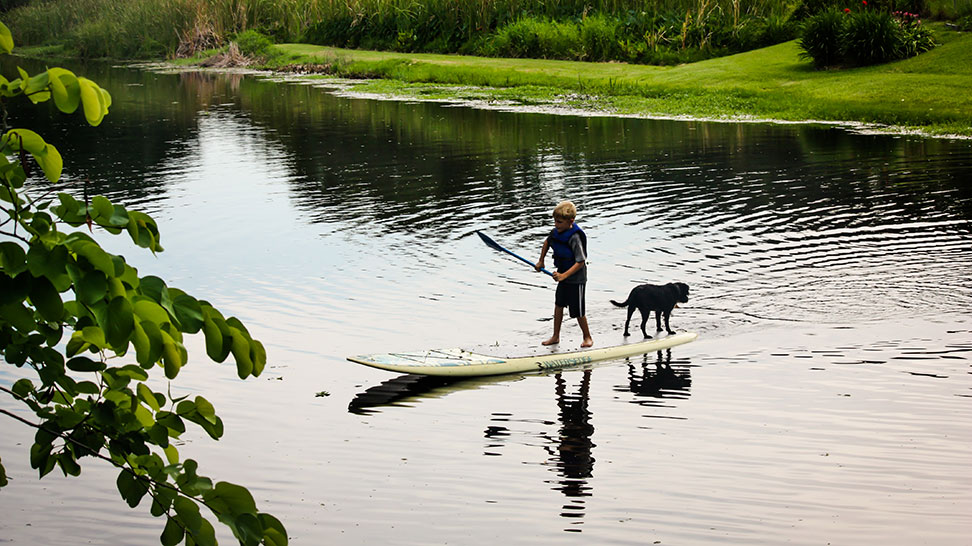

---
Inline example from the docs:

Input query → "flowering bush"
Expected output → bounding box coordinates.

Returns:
[797,1,935,67]
[894,11,935,57]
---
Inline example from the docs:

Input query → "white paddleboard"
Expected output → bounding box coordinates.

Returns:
[347,331,698,377]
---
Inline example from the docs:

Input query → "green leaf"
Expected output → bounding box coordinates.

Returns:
[203,481,257,520]
[0,272,31,307]
[80,325,107,349]
[0,241,28,276]
[28,275,63,322]
[30,443,54,476]
[116,469,150,508]
[12,378,35,398]
[71,240,115,276]
[53,192,85,224]
[57,452,81,477]
[131,320,160,368]
[1,301,35,332]
[229,328,253,379]
[75,269,108,305]
[91,195,114,223]
[134,403,155,428]
[105,204,130,230]
[140,276,177,319]
[137,383,161,412]
[160,516,184,546]
[235,512,264,546]
[156,412,186,436]
[78,77,110,126]
[250,339,267,377]
[151,484,177,517]
[194,396,216,423]
[136,320,164,367]
[148,423,170,447]
[74,380,99,394]
[0,21,13,54]
[24,70,51,103]
[133,297,170,326]
[171,293,204,333]
[65,333,85,357]
[201,311,231,363]
[160,330,183,379]
[66,356,106,372]
[3,128,62,182]
[27,242,71,289]
[114,364,149,381]
[188,516,217,546]
[105,296,135,349]
[174,497,203,532]
[259,513,288,546]
[47,67,81,114]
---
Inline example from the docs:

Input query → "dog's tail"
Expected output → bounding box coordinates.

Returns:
[610,299,628,308]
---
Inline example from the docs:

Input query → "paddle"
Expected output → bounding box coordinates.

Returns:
[476,230,553,276]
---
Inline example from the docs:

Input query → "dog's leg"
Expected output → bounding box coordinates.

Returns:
[623,305,635,337]
[655,309,664,332]
[640,309,652,339]
[663,310,675,335]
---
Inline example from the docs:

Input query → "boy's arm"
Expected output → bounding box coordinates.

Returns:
[535,239,550,272]
[553,260,584,282]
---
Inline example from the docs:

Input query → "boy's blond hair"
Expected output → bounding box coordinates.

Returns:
[553,201,577,221]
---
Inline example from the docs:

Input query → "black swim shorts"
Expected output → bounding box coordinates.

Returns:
[555,282,586,318]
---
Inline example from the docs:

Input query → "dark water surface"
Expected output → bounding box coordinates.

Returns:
[1,59,971,544]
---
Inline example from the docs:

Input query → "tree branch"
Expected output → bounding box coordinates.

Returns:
[0,387,222,517]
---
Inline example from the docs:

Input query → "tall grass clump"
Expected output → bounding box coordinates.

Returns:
[798,8,847,66]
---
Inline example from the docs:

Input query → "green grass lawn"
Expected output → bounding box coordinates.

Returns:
[274,30,972,136]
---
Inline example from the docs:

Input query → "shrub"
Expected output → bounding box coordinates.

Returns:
[842,8,902,65]
[233,29,273,57]
[483,17,582,60]
[798,8,846,67]
[578,14,620,61]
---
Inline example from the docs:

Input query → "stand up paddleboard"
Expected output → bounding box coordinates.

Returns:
[347,331,698,377]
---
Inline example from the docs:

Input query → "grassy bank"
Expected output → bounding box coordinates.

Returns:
[260,26,972,137]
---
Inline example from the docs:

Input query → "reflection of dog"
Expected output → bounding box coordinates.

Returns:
[628,356,692,398]
[610,282,690,338]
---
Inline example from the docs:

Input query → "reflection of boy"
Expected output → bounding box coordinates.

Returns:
[535,201,594,348]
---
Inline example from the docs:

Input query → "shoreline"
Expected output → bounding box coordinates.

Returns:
[145,62,972,141]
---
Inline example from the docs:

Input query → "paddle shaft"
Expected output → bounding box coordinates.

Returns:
[476,231,554,276]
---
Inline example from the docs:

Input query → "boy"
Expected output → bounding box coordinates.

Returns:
[535,201,593,348]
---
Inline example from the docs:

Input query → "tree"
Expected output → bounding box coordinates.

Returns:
[0,21,286,546]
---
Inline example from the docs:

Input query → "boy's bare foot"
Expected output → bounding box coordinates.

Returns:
[542,337,560,346]
[581,337,594,348]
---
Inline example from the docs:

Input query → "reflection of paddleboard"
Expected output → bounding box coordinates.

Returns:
[347,332,698,377]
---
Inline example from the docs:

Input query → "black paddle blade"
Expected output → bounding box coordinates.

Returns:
[476,230,504,252]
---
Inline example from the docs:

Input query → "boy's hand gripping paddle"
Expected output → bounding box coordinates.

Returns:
[476,231,553,276]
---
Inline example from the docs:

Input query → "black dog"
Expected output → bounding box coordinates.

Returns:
[610,282,690,338]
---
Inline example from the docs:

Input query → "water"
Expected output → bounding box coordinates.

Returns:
[1,59,971,545]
